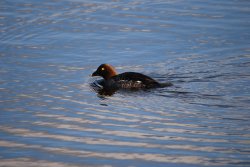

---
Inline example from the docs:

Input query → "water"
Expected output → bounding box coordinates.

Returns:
[1,0,250,166]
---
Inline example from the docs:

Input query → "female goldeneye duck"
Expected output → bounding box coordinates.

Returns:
[91,64,172,91]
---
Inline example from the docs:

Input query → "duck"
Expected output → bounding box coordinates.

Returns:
[91,64,172,92]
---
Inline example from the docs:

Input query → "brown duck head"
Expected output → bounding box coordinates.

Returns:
[92,64,117,80]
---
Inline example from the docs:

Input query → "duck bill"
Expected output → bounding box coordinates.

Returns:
[92,71,99,77]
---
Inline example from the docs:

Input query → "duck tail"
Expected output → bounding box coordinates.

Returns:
[158,82,173,88]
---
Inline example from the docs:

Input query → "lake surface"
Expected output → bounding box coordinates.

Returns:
[0,0,250,166]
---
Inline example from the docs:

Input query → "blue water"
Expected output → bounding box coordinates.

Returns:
[1,0,250,166]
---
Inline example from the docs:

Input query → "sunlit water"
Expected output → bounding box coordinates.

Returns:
[1,0,250,167]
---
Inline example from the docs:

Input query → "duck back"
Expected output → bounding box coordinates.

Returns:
[112,72,160,89]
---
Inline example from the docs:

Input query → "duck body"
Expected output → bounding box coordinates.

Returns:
[91,64,172,93]
[98,72,161,90]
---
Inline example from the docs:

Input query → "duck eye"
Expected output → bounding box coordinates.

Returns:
[101,67,105,71]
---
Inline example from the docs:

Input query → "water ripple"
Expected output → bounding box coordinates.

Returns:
[1,0,250,166]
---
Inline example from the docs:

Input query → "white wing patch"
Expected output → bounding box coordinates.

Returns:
[118,80,144,89]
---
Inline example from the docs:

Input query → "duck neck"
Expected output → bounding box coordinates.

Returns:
[104,65,117,80]
[104,71,117,80]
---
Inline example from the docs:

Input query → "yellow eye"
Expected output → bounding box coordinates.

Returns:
[101,67,105,71]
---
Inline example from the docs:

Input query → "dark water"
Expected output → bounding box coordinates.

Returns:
[1,0,250,166]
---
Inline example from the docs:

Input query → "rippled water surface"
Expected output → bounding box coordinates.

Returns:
[1,0,250,166]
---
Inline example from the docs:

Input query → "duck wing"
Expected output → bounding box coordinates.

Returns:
[112,72,160,88]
